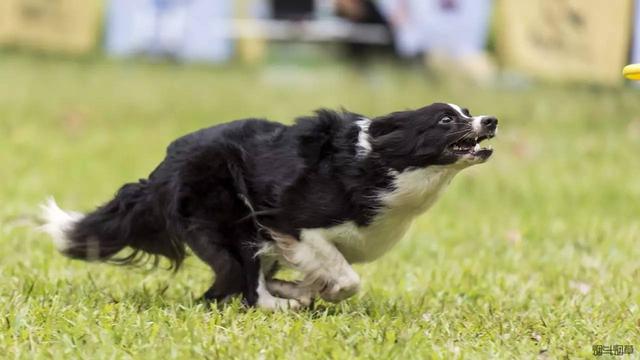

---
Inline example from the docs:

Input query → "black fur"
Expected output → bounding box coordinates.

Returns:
[55,103,496,306]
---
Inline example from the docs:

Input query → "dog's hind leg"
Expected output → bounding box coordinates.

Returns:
[185,234,245,303]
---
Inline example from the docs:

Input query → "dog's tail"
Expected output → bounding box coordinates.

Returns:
[39,182,186,269]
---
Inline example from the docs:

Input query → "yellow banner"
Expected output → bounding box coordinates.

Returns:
[496,0,633,85]
[0,0,103,54]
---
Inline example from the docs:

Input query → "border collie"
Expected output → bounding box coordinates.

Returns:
[41,103,497,310]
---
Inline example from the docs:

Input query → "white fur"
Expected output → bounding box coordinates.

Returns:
[264,230,361,302]
[39,197,83,252]
[447,103,470,119]
[447,102,489,133]
[255,271,302,310]
[302,165,459,263]
[265,279,313,306]
[355,118,372,158]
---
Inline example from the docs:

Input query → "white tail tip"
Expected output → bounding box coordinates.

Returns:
[39,197,83,252]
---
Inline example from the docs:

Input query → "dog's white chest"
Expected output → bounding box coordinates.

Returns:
[307,214,413,263]
[301,166,458,263]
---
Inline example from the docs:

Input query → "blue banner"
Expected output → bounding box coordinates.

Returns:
[634,0,640,64]
[106,0,233,63]
[379,0,493,58]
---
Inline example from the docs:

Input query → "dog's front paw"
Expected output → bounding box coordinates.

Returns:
[257,296,303,311]
[266,279,315,307]
[319,271,361,303]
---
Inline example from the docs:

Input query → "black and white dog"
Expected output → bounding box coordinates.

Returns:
[41,103,497,310]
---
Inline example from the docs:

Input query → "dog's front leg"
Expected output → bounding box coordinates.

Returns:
[269,231,361,303]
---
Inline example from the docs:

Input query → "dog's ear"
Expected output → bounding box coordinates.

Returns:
[369,115,400,138]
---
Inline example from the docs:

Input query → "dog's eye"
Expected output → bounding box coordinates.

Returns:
[439,116,453,125]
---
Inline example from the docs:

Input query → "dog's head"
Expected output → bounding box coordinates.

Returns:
[369,103,497,171]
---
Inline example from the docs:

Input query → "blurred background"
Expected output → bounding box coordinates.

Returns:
[0,0,638,85]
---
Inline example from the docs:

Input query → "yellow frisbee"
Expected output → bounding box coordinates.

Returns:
[623,64,640,80]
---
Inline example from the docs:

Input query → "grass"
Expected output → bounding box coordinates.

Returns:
[1,53,640,359]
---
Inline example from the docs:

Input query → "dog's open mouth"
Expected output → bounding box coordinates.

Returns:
[448,134,494,158]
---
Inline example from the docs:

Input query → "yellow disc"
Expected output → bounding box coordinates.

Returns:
[623,64,640,80]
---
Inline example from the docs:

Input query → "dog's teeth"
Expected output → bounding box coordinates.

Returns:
[473,143,480,152]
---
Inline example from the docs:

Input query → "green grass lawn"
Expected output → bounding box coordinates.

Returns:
[1,54,639,359]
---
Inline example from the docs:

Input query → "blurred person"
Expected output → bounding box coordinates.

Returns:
[271,0,314,20]
[379,0,496,82]
[106,0,233,63]
[334,0,395,60]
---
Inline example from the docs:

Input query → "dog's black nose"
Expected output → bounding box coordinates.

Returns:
[481,116,498,131]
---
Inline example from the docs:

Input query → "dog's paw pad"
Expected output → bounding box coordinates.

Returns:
[297,295,313,307]
[320,279,361,303]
